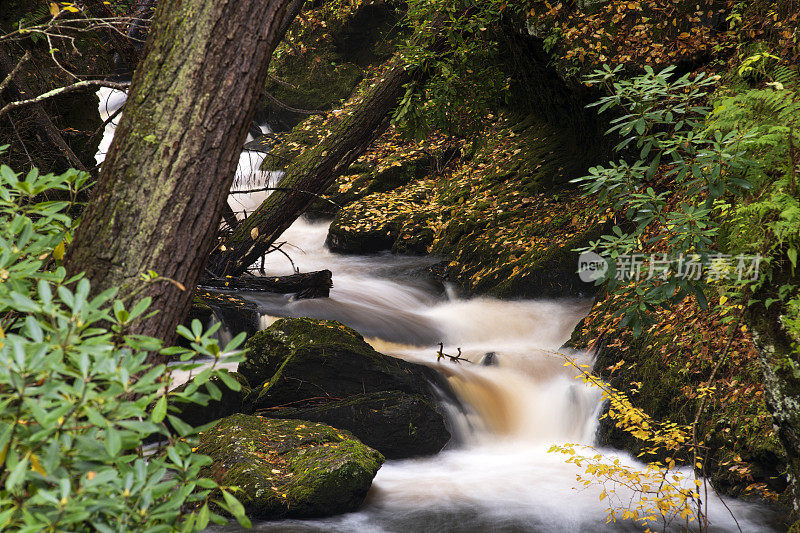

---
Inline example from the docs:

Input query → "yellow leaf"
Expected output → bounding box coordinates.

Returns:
[30,454,45,475]
[49,2,60,16]
[52,241,66,260]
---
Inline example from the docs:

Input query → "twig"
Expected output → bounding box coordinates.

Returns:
[229,186,341,207]
[85,101,125,152]
[436,342,471,364]
[0,80,130,120]
[267,72,297,90]
[0,51,30,96]
[264,91,327,116]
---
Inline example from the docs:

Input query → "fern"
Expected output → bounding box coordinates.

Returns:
[17,4,52,29]
[771,65,800,89]
[708,88,800,181]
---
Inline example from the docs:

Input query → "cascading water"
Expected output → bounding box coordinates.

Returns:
[223,219,778,533]
[95,93,777,532]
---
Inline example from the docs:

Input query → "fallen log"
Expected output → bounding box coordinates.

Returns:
[200,269,332,299]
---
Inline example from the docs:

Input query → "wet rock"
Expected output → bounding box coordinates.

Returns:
[194,288,262,339]
[326,213,403,254]
[480,352,498,366]
[238,318,455,457]
[326,180,436,254]
[172,372,253,428]
[198,414,383,518]
[263,391,450,459]
[240,318,450,407]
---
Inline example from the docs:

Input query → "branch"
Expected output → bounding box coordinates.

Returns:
[0,80,129,120]
[436,343,472,364]
[264,91,327,116]
[0,51,30,97]
[228,186,341,207]
[268,72,297,90]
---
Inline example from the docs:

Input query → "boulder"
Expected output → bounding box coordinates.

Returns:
[239,318,449,406]
[198,414,383,518]
[263,391,450,459]
[238,318,454,457]
[172,372,253,428]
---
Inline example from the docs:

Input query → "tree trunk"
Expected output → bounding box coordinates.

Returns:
[200,269,333,299]
[64,0,297,349]
[209,61,414,277]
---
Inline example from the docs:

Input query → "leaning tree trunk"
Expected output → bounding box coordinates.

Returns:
[65,0,298,348]
[208,61,415,277]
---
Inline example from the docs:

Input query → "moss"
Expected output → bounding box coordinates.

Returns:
[197,414,383,518]
[569,289,788,501]
[239,317,451,412]
[263,0,403,130]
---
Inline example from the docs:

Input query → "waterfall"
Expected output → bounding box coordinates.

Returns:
[231,218,778,533]
[94,94,777,532]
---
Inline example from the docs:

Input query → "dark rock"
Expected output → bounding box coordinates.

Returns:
[172,372,253,428]
[238,318,456,458]
[240,317,451,408]
[261,391,451,459]
[480,352,498,366]
[194,288,262,339]
[198,414,383,518]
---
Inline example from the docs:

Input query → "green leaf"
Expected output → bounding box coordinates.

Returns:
[151,395,167,424]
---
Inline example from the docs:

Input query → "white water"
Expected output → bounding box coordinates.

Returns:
[95,91,776,532]
[220,219,777,533]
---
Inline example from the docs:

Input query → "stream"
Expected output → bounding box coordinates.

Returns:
[96,89,778,532]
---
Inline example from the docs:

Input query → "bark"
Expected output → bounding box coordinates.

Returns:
[209,61,415,276]
[0,46,86,171]
[64,0,297,349]
[200,270,333,299]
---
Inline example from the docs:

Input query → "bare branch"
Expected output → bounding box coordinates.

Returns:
[267,72,297,90]
[0,80,130,120]
[264,91,327,116]
[0,51,30,96]
[228,186,341,207]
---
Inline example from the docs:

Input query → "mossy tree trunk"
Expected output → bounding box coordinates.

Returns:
[65,0,298,348]
[748,291,800,520]
[209,62,414,277]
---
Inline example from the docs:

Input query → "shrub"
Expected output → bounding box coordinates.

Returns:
[0,148,249,531]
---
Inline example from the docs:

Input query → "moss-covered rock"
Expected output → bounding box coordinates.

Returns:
[264,390,450,459]
[568,289,788,501]
[325,179,438,254]
[308,154,434,219]
[239,318,451,410]
[198,414,383,518]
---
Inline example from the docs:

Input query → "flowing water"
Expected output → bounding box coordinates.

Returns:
[95,93,778,532]
[221,219,777,533]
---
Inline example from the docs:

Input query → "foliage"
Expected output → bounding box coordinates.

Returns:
[392,0,527,137]
[0,150,250,531]
[551,356,701,531]
[572,65,760,334]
